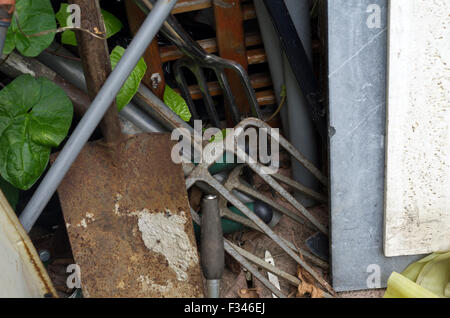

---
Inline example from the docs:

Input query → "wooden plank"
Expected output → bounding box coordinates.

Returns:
[0,190,56,297]
[214,0,251,120]
[173,72,273,101]
[246,48,266,65]
[159,32,262,63]
[125,0,165,99]
[172,0,256,19]
[385,0,450,257]
[255,89,275,106]
[172,0,212,14]
[242,2,256,20]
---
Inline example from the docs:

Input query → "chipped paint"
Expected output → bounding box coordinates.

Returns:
[4,56,36,77]
[137,275,174,294]
[114,193,123,216]
[111,196,199,282]
[137,210,198,281]
[55,134,204,297]
[79,219,87,228]
[76,212,96,228]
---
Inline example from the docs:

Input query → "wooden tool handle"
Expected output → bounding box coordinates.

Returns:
[200,195,225,280]
[70,0,123,144]
[0,0,15,25]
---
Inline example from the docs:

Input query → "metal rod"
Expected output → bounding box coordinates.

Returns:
[19,0,178,232]
[226,240,301,287]
[36,44,168,133]
[185,132,335,295]
[186,171,334,295]
[226,240,333,298]
[220,206,328,270]
[223,240,287,298]
[263,0,326,141]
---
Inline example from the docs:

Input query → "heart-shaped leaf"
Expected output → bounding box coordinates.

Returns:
[0,176,19,210]
[0,75,73,190]
[56,3,123,46]
[163,85,192,122]
[110,45,147,111]
[3,0,56,57]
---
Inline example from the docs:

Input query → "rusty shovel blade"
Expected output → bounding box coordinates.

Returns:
[55,134,204,298]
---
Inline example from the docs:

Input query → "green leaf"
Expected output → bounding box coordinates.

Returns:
[110,46,147,111]
[0,176,19,210]
[4,0,56,57]
[0,75,73,190]
[56,3,123,46]
[163,85,192,122]
[209,129,227,143]
[102,10,123,38]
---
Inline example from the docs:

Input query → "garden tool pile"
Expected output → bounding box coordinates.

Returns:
[13,0,333,298]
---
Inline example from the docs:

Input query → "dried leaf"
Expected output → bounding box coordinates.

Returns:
[238,288,260,298]
[296,266,324,298]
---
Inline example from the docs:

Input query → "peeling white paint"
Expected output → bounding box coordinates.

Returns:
[76,212,96,228]
[137,210,198,281]
[77,218,87,228]
[111,193,198,282]
[4,57,36,77]
[137,275,173,294]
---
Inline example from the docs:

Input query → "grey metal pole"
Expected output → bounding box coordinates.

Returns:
[283,0,319,208]
[19,0,179,232]
[253,0,288,136]
[37,44,167,134]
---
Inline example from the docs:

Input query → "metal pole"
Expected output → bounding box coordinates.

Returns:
[37,45,167,134]
[19,0,178,232]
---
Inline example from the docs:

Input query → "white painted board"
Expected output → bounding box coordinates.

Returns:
[0,190,56,297]
[385,0,450,257]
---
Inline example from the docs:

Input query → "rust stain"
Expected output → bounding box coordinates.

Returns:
[55,134,204,297]
[1,195,55,297]
[21,240,54,297]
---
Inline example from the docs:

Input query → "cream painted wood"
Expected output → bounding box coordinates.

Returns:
[385,0,450,256]
[0,190,56,297]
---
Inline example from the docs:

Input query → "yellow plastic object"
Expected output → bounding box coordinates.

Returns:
[384,251,450,298]
[384,272,438,298]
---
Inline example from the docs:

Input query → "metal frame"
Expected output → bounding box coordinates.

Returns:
[135,0,263,125]
[185,118,334,295]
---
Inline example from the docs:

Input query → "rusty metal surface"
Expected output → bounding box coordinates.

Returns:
[70,0,122,144]
[55,134,204,297]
